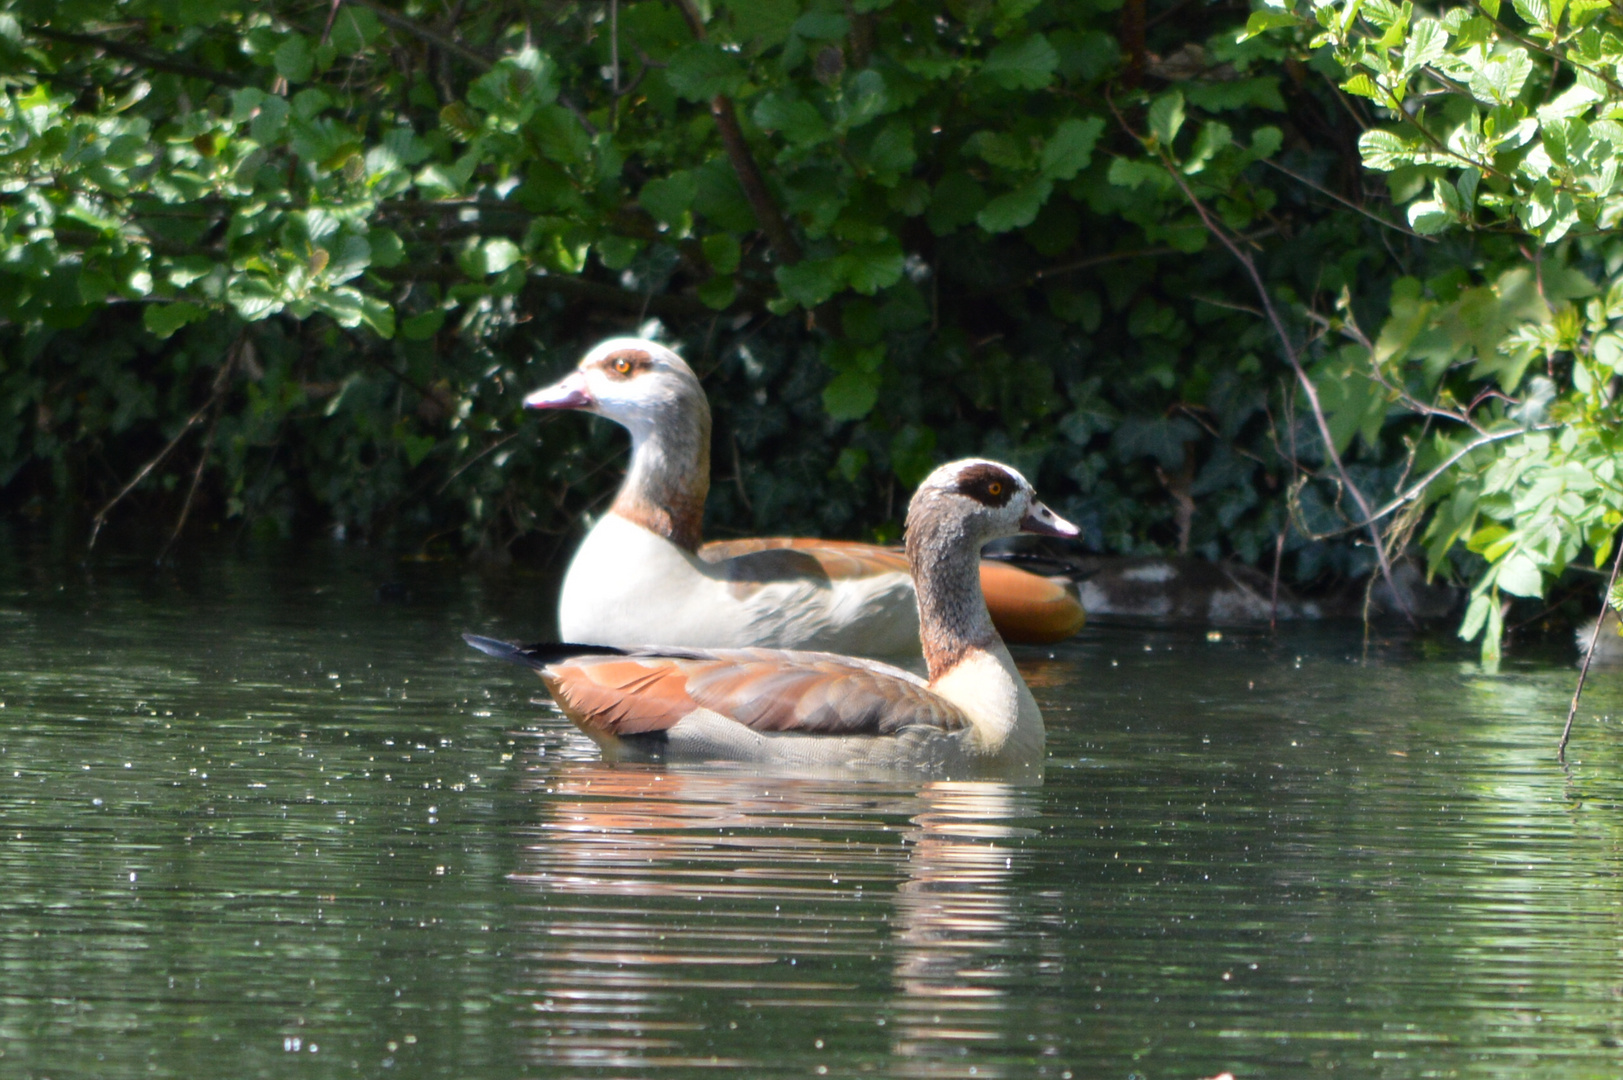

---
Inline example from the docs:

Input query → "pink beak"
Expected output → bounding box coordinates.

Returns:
[524,372,593,411]
[1019,500,1081,540]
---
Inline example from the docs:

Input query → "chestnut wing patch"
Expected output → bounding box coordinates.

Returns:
[542,649,968,739]
[700,537,910,580]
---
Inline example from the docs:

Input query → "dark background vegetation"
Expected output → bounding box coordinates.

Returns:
[1,0,1618,653]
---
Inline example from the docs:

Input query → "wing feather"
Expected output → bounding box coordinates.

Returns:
[540,647,968,741]
[700,538,1083,643]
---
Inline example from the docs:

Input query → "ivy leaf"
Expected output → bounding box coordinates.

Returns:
[976,178,1053,233]
[1039,116,1104,180]
[980,34,1058,91]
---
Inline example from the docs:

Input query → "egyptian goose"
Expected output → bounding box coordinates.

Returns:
[526,337,1083,654]
[465,459,1078,775]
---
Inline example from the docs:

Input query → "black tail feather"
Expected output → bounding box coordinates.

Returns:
[462,633,626,670]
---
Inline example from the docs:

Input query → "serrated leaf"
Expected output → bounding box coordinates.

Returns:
[1400,19,1447,77]
[838,241,905,294]
[666,43,745,101]
[776,258,843,308]
[976,178,1053,233]
[1496,551,1544,596]
[1149,91,1185,146]
[1040,116,1104,180]
[980,34,1058,91]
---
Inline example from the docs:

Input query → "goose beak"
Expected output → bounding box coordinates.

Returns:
[1019,500,1080,540]
[524,372,594,411]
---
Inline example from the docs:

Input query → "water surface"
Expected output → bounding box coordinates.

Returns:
[1,541,1620,1078]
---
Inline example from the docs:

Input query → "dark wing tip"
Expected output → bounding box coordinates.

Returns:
[461,633,625,670]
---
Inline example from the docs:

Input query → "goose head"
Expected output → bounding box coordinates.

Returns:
[524,338,709,445]
[526,337,712,550]
[906,459,1079,555]
[906,460,1079,678]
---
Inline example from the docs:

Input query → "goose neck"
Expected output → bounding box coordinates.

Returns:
[907,516,997,681]
[611,401,710,552]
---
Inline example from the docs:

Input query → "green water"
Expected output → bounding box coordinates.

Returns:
[2,539,1621,1078]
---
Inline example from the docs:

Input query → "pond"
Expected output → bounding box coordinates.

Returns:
[1,536,1620,1079]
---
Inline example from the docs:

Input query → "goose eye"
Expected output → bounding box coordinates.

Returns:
[986,481,1002,496]
[613,357,632,374]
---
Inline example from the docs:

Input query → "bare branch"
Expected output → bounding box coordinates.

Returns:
[1561,531,1623,761]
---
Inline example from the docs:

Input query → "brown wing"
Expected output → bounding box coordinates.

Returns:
[541,648,968,741]
[701,536,1083,644]
[979,561,1086,644]
[700,537,910,580]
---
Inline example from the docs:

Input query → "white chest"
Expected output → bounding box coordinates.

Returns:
[929,645,1045,764]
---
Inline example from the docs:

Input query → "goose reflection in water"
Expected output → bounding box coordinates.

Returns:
[504,763,1062,1077]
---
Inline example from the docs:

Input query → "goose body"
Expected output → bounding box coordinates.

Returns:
[530,338,1083,655]
[467,458,1076,778]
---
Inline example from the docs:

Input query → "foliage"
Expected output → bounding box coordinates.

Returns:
[1248,0,1623,659]
[0,0,1614,659]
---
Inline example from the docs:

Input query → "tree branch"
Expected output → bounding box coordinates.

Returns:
[668,0,803,266]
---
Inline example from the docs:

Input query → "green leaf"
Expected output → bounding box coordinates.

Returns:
[1496,552,1544,597]
[890,424,938,487]
[640,171,698,227]
[823,368,881,421]
[752,92,829,145]
[980,34,1058,91]
[697,276,737,310]
[143,301,206,339]
[274,35,314,83]
[976,178,1053,233]
[838,241,905,294]
[666,43,745,101]
[1240,8,1300,39]
[1039,116,1104,180]
[792,10,849,38]
[776,259,843,308]
[702,233,741,275]
[862,121,916,177]
[1149,91,1185,146]
[1400,19,1447,77]
[927,171,987,235]
[400,309,446,341]
[1359,128,1416,170]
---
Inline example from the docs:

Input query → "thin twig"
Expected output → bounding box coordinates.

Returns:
[87,347,240,550]
[1559,531,1623,762]
[349,0,492,70]
[1261,159,1424,239]
[155,404,222,564]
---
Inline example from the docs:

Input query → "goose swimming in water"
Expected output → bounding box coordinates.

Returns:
[525,337,1084,656]
[466,459,1077,777]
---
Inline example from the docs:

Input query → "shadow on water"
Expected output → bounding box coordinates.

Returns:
[0,543,1621,1077]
